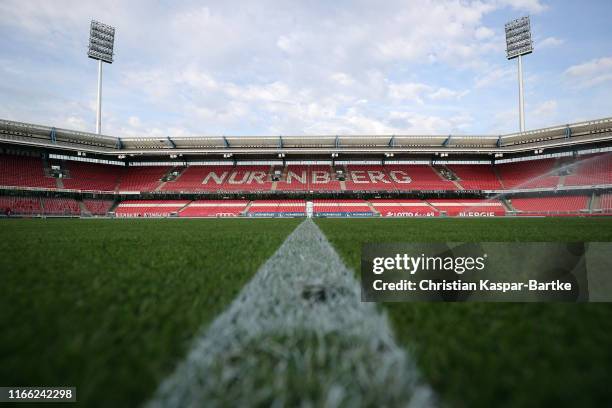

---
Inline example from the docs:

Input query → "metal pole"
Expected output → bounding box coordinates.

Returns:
[96,59,102,134]
[518,54,525,132]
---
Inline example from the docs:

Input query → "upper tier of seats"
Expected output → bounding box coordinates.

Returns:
[117,166,170,192]
[496,158,559,189]
[447,165,503,190]
[62,161,122,191]
[1,153,611,193]
[0,155,56,189]
[564,153,612,186]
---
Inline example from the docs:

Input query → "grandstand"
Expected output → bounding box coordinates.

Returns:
[179,200,249,217]
[114,200,190,217]
[370,199,438,217]
[0,117,611,217]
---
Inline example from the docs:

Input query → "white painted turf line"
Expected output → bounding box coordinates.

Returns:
[148,219,435,407]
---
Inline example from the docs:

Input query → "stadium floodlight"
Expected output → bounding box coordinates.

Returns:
[87,20,116,134]
[505,16,533,133]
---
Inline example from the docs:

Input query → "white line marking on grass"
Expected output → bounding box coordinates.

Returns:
[148,219,435,407]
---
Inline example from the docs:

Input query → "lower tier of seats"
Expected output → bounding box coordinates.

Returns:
[114,200,190,217]
[178,200,248,217]
[509,196,590,215]
[0,197,113,216]
[1,194,610,217]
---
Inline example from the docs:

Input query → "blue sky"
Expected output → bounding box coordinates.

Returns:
[0,0,611,137]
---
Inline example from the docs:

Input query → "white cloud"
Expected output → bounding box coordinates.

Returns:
[538,36,564,49]
[428,87,470,101]
[489,108,518,133]
[388,82,469,104]
[0,0,581,137]
[474,67,514,88]
[499,0,548,14]
[533,100,557,117]
[330,72,355,87]
[565,57,612,88]
[128,116,141,127]
[388,83,431,104]
[63,116,88,130]
[475,26,495,40]
[373,1,500,67]
[388,111,473,134]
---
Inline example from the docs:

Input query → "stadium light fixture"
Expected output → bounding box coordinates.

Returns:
[87,20,116,134]
[505,16,533,133]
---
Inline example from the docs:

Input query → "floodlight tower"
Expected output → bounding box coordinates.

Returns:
[87,20,115,134]
[505,16,533,133]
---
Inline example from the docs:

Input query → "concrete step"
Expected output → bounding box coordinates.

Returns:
[79,201,92,217]
[366,201,380,216]
[492,165,505,189]
[242,201,253,216]
[589,193,600,212]
[501,197,515,212]
[450,180,464,190]
[557,174,567,189]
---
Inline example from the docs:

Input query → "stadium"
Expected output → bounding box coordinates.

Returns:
[2,1,612,408]
[1,116,611,217]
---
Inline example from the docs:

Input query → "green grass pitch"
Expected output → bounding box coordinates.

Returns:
[0,218,301,407]
[1,217,612,407]
[316,217,612,408]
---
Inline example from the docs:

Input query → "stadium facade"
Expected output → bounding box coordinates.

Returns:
[1,117,611,218]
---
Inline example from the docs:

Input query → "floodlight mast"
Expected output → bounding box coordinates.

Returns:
[87,20,115,134]
[96,59,102,134]
[518,55,524,132]
[505,16,533,133]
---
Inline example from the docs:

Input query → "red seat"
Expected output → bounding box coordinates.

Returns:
[428,199,506,216]
[178,200,249,217]
[564,154,612,186]
[510,196,588,215]
[0,196,43,215]
[385,165,455,191]
[114,200,189,217]
[497,159,559,189]
[370,199,438,217]
[117,167,170,192]
[41,197,80,215]
[83,199,114,215]
[0,155,56,189]
[447,165,503,190]
[62,162,122,191]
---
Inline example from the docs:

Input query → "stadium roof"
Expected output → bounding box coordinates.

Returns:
[1,116,611,158]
